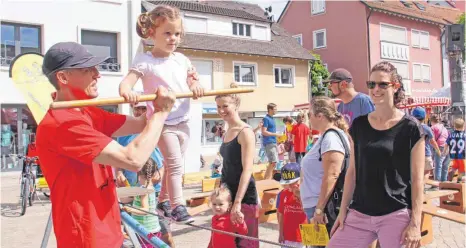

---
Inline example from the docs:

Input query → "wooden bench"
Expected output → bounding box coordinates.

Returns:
[202,178,221,192]
[186,192,213,207]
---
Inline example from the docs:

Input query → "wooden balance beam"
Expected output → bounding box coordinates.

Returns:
[422,204,465,224]
[425,179,440,187]
[424,189,459,202]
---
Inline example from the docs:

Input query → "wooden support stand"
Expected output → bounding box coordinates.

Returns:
[439,182,465,214]
[255,180,282,223]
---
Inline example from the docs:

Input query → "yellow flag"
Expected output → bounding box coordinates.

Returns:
[299,224,330,246]
[9,53,55,124]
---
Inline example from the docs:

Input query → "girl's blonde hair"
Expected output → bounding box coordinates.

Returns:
[310,96,349,134]
[215,83,241,107]
[137,157,159,187]
[136,5,184,39]
[210,184,232,203]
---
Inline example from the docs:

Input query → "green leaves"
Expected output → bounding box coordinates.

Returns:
[309,53,330,97]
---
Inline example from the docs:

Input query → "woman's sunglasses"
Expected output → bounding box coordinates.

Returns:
[366,81,395,89]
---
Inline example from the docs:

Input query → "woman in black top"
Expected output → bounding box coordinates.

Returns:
[215,85,259,248]
[328,62,425,248]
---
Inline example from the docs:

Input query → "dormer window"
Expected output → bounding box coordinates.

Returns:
[233,22,251,37]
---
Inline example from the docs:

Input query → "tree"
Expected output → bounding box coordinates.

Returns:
[309,53,330,97]
[458,13,465,25]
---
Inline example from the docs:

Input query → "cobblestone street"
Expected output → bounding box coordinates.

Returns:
[1,172,465,248]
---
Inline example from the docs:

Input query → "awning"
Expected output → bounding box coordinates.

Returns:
[398,97,451,109]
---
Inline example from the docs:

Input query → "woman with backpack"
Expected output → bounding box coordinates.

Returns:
[328,62,424,248]
[300,96,350,235]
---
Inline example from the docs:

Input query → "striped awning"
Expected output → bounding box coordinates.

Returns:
[399,97,451,109]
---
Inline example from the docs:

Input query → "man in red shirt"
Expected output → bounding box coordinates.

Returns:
[36,42,176,248]
[291,113,310,164]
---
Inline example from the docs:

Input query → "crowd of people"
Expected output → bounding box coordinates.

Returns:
[31,4,465,248]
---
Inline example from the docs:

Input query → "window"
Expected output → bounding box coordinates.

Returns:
[254,25,268,40]
[292,34,303,45]
[234,62,256,85]
[313,29,326,49]
[312,0,326,15]
[413,63,431,82]
[411,29,429,49]
[184,15,207,34]
[388,61,409,79]
[202,120,225,145]
[380,23,407,44]
[274,65,295,87]
[1,22,41,66]
[233,22,251,37]
[81,30,120,72]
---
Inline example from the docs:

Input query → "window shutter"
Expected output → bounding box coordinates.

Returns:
[412,30,420,47]
[413,64,422,81]
[421,65,430,81]
[420,32,429,49]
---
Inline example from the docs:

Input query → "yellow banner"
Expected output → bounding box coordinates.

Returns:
[9,53,55,124]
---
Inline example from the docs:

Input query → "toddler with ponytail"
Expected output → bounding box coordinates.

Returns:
[120,5,204,223]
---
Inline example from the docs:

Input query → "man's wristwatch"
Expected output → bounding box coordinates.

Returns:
[315,208,323,215]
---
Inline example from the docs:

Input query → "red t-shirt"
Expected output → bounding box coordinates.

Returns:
[36,107,126,248]
[291,123,311,152]
[208,213,248,248]
[277,189,307,242]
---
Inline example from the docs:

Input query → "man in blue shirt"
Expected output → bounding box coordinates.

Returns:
[324,68,375,127]
[262,103,282,179]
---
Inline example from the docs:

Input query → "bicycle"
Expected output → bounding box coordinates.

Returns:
[13,154,39,216]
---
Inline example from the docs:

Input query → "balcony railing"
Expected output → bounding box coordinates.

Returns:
[380,41,409,61]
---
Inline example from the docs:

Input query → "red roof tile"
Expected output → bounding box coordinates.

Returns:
[362,0,463,25]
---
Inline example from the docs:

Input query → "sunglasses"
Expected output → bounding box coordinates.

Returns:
[366,81,395,89]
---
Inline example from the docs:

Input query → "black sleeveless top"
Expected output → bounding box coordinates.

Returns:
[219,128,258,205]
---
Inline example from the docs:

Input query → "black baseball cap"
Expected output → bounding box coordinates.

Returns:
[323,68,353,83]
[280,162,301,185]
[42,42,108,76]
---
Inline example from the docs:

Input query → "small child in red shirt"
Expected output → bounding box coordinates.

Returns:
[208,185,248,248]
[277,163,307,247]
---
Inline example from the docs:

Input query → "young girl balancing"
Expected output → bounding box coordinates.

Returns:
[216,84,259,247]
[122,158,162,247]
[119,5,204,223]
[208,186,248,248]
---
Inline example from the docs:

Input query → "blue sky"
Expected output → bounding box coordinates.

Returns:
[237,0,288,21]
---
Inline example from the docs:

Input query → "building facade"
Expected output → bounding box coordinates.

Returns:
[278,0,463,98]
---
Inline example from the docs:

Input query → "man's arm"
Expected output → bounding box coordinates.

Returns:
[95,112,169,172]
[112,115,147,137]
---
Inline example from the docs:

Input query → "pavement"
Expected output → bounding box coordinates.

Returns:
[1,171,465,248]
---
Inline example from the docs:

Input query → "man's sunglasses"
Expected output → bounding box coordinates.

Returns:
[366,81,395,89]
